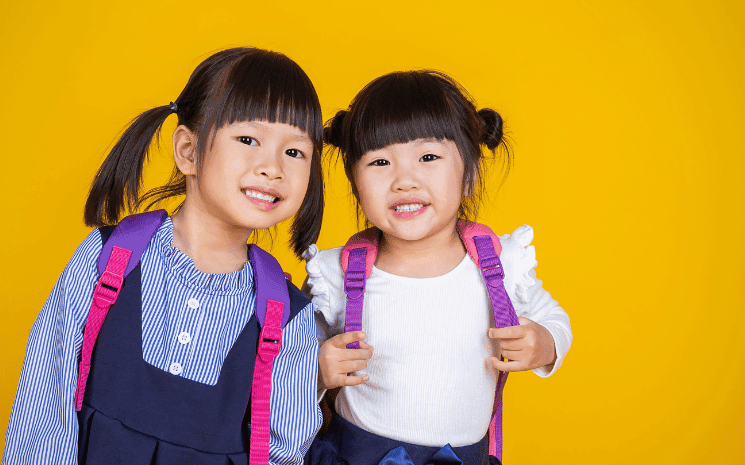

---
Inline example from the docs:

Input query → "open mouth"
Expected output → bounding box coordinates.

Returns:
[244,189,280,203]
[391,200,429,218]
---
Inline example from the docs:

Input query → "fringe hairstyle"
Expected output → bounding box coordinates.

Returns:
[84,47,324,257]
[324,70,510,222]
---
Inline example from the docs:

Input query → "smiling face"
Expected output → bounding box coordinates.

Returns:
[353,138,466,244]
[188,120,313,233]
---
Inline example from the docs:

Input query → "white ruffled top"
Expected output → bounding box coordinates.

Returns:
[303,225,572,447]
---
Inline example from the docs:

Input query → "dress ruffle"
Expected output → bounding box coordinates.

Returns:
[154,217,255,294]
[302,244,340,328]
[78,405,249,465]
[499,225,538,305]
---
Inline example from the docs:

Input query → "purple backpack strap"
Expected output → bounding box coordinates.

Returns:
[75,209,168,411]
[340,228,378,349]
[457,219,520,462]
[248,245,291,465]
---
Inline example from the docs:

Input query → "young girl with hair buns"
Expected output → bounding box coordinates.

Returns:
[303,70,572,465]
[4,47,324,465]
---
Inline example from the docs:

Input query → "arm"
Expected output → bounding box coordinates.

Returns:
[2,230,101,465]
[267,303,322,465]
[490,269,572,376]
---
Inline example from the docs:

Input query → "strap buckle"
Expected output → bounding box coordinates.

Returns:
[92,270,124,307]
[257,325,283,362]
[344,270,366,299]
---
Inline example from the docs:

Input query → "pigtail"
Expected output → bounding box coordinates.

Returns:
[84,104,175,226]
[289,150,324,257]
[323,110,348,148]
[477,108,505,151]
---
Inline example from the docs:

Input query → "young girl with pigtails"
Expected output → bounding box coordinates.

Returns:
[303,71,573,465]
[4,47,324,465]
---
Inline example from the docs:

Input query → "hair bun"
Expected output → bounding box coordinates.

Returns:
[478,108,504,150]
[324,110,348,148]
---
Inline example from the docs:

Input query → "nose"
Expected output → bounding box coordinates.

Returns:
[391,164,418,192]
[254,149,284,180]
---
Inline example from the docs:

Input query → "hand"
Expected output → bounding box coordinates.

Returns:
[488,317,556,372]
[318,331,374,390]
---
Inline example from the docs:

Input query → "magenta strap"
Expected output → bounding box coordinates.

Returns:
[249,299,284,465]
[74,246,132,411]
[472,235,519,461]
[343,247,367,349]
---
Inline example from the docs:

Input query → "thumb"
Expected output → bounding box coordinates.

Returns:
[330,331,367,348]
[517,317,533,326]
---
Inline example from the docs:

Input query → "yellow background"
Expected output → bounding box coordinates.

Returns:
[2,1,744,463]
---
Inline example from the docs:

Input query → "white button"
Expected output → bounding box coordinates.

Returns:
[178,332,191,344]
[187,298,200,309]
[169,362,183,375]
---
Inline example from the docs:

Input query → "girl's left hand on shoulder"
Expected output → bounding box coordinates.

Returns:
[488,317,557,372]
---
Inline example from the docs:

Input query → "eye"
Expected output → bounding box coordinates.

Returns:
[419,154,439,162]
[237,136,258,146]
[369,159,390,167]
[285,148,306,159]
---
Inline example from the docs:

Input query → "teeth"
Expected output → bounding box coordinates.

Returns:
[395,203,424,213]
[245,190,278,203]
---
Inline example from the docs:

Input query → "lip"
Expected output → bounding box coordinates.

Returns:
[243,186,283,211]
[390,198,430,219]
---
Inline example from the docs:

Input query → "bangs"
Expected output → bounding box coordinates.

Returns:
[351,72,461,157]
[212,50,322,146]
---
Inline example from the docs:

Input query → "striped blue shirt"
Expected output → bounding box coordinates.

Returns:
[2,217,322,464]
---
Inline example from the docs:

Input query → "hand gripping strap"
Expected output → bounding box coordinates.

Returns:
[461,220,519,461]
[248,245,291,465]
[341,228,379,349]
[75,209,167,412]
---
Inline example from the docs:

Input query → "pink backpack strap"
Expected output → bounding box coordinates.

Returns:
[457,219,519,462]
[247,245,292,465]
[75,209,167,411]
[340,228,379,349]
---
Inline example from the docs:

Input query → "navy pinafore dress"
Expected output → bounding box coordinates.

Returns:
[77,226,309,464]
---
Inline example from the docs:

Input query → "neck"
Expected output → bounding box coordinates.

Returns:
[375,219,466,278]
[170,202,253,274]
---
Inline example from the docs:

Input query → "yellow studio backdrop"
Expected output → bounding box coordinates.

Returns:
[1,0,743,463]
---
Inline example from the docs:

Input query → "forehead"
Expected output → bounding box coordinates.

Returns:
[362,138,458,157]
[222,120,313,143]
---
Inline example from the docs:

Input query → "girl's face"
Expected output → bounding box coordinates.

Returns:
[190,120,313,232]
[353,138,465,244]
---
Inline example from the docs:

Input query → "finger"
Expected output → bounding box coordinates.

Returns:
[358,340,374,351]
[329,331,367,348]
[337,347,374,361]
[490,357,528,373]
[489,326,524,340]
[517,317,534,326]
[340,374,369,387]
[339,360,368,373]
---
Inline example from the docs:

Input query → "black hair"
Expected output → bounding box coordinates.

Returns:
[84,47,324,257]
[324,70,510,222]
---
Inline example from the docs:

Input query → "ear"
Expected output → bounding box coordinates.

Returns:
[173,125,197,176]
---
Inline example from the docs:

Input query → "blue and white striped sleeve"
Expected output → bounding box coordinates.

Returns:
[268,302,322,465]
[2,230,102,465]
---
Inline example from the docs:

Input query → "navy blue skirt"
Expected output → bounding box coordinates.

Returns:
[305,415,500,465]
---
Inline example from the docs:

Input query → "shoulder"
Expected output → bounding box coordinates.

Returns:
[498,225,538,304]
[287,279,312,321]
[301,244,346,328]
[63,228,104,278]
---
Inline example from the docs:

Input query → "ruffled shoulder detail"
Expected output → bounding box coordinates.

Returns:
[499,225,538,304]
[302,244,345,329]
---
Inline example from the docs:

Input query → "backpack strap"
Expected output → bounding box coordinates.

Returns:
[247,245,292,465]
[457,219,519,462]
[340,228,378,349]
[74,209,168,411]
